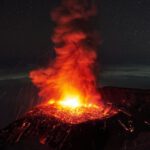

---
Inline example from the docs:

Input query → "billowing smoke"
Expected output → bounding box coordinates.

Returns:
[30,0,103,106]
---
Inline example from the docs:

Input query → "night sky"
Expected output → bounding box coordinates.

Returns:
[0,0,150,88]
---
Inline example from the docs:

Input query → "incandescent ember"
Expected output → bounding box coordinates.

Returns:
[29,102,117,125]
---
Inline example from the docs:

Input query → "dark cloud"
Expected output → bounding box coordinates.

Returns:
[100,65,150,89]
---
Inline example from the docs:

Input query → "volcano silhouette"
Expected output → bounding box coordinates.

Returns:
[0,87,150,150]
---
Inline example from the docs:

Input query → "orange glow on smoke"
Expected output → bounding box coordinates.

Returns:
[30,0,117,124]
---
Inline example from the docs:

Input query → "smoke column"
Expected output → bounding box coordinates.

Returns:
[30,0,103,106]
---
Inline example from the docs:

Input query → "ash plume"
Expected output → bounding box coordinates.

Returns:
[30,0,102,105]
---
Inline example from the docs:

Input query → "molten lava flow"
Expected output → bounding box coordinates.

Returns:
[30,0,117,124]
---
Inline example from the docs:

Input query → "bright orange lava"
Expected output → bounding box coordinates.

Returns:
[48,96,100,114]
[48,89,101,110]
[39,99,117,124]
[40,94,117,124]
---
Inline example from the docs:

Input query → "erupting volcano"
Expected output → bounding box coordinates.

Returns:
[29,0,117,124]
[1,1,150,150]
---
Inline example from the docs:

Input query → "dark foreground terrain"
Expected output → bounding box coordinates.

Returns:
[0,79,150,150]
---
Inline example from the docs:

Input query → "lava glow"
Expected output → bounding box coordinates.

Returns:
[37,101,116,124]
[30,0,117,124]
[59,98,82,108]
